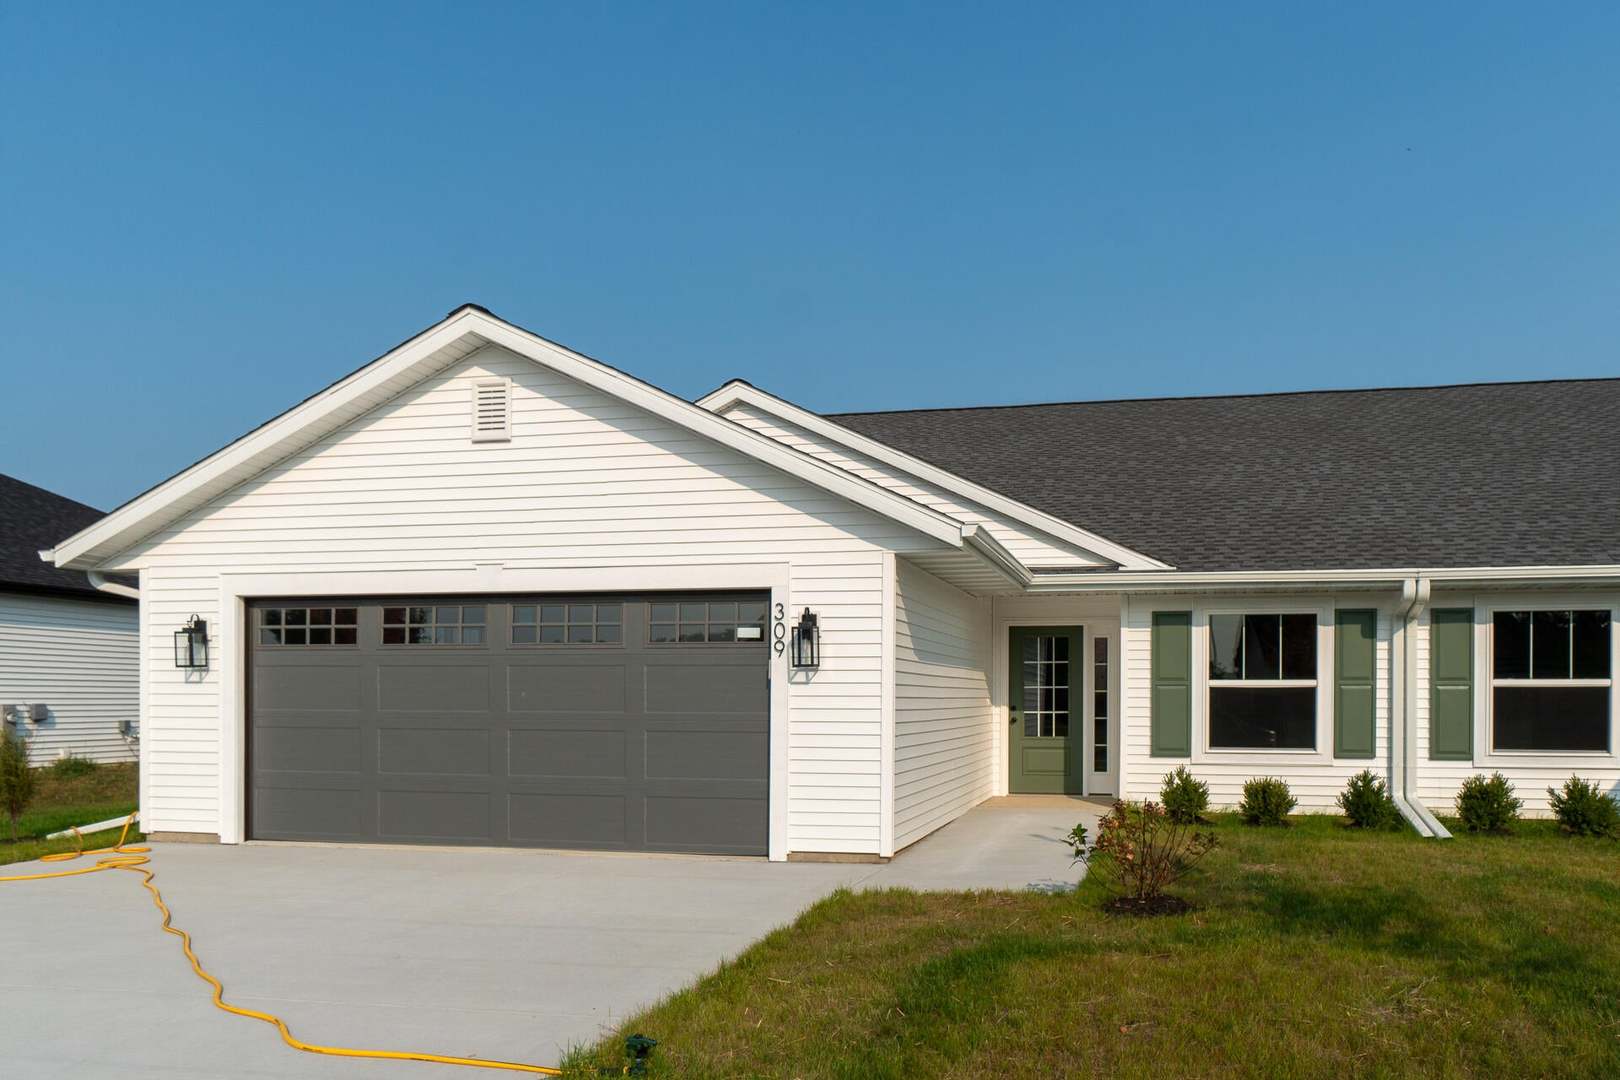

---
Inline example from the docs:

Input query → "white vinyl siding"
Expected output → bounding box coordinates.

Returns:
[119,344,946,851]
[892,559,992,851]
[722,404,1109,571]
[0,591,138,765]
[1120,593,1392,810]
[1413,593,1620,816]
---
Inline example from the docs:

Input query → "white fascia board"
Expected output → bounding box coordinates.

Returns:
[698,381,1173,571]
[53,309,967,570]
[1025,564,1620,593]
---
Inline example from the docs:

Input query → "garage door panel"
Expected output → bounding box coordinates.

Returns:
[509,793,627,846]
[377,728,492,776]
[254,665,365,710]
[645,795,767,852]
[254,725,364,773]
[507,663,628,713]
[253,786,366,840]
[379,789,493,843]
[509,729,626,779]
[376,663,492,711]
[249,592,768,854]
[644,730,768,781]
[645,662,766,714]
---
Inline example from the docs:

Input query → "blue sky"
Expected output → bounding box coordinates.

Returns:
[3,3,1617,509]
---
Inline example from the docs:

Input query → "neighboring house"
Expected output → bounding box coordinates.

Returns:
[2,473,138,764]
[41,305,1619,856]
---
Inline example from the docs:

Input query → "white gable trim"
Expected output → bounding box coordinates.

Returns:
[698,381,1172,571]
[52,307,974,570]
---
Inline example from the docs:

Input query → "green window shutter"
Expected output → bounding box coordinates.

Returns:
[1429,608,1474,760]
[1151,612,1192,757]
[1333,609,1378,759]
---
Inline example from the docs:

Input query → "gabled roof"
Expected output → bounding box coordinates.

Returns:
[698,381,1170,570]
[48,306,987,573]
[0,473,129,600]
[829,379,1620,573]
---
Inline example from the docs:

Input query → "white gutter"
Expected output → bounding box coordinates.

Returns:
[38,549,141,600]
[86,570,140,601]
[1390,578,1450,839]
[1025,563,1620,593]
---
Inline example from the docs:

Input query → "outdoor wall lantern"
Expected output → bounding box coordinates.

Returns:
[790,608,820,669]
[174,615,209,669]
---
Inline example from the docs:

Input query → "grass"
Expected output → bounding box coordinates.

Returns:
[1,761,139,865]
[565,814,1620,1078]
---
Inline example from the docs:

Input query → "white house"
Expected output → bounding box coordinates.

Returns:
[42,305,1619,857]
[2,473,139,764]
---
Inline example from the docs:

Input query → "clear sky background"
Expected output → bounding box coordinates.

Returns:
[3,3,1617,510]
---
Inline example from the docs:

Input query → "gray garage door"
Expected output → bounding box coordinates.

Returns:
[247,594,769,854]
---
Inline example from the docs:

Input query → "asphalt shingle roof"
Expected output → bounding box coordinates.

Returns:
[0,473,126,599]
[829,379,1620,573]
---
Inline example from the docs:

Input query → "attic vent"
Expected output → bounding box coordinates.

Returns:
[471,378,512,442]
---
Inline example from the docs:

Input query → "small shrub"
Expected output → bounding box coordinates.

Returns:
[49,755,99,780]
[1160,766,1210,824]
[1337,769,1400,830]
[1455,772,1521,834]
[1239,777,1296,826]
[1547,776,1620,838]
[1069,800,1216,914]
[0,729,36,841]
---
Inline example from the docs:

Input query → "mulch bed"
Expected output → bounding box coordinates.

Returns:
[1103,894,1192,916]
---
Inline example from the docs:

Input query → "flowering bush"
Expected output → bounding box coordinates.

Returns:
[1069,800,1216,914]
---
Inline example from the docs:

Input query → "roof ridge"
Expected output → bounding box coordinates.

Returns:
[826,373,1620,418]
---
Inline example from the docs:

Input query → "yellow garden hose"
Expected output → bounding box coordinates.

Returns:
[1,816,566,1076]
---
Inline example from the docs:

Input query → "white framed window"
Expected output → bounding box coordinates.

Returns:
[1207,612,1319,750]
[1489,608,1612,754]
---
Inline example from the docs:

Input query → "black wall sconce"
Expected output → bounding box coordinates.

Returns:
[790,608,820,669]
[174,615,209,669]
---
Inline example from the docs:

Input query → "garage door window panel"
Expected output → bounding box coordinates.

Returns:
[259,606,358,646]
[649,600,768,645]
[511,602,622,645]
[382,604,486,646]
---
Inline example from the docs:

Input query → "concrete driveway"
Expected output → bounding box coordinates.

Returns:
[0,797,1101,1079]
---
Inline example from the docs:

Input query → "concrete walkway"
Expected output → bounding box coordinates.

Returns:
[0,797,1101,1079]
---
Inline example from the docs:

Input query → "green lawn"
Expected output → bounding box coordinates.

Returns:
[1,761,139,866]
[565,814,1620,1078]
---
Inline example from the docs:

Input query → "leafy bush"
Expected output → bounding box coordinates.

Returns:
[1160,766,1210,824]
[0,729,36,841]
[1547,776,1620,838]
[1239,777,1296,826]
[1069,800,1216,913]
[1337,769,1400,830]
[1455,773,1521,834]
[48,755,99,780]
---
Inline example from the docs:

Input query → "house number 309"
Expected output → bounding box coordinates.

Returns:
[773,603,787,655]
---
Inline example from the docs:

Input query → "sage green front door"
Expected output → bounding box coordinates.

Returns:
[1008,626,1083,794]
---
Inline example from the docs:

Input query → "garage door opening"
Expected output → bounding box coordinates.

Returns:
[247,593,770,855]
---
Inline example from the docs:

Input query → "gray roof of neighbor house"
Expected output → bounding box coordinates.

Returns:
[0,473,130,600]
[829,378,1620,572]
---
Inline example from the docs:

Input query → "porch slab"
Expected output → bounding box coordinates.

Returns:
[863,796,1109,893]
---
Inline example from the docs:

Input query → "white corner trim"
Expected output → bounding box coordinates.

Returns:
[53,308,972,570]
[879,552,897,859]
[699,381,1173,571]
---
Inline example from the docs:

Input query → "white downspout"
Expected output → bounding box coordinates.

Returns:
[87,570,141,601]
[1391,578,1450,838]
